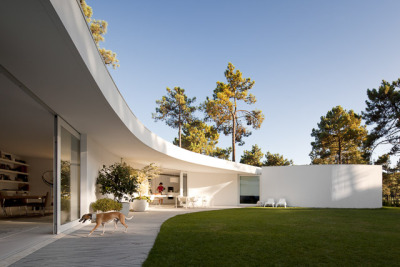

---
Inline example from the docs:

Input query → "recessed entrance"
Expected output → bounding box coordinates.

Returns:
[0,67,54,260]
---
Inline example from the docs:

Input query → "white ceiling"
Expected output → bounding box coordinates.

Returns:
[0,1,260,175]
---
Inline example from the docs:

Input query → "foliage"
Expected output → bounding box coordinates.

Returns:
[263,151,293,166]
[80,0,119,69]
[203,63,264,161]
[363,79,400,156]
[173,120,230,159]
[209,147,232,160]
[144,208,400,266]
[153,87,196,148]
[133,163,160,197]
[240,144,264,167]
[375,154,400,206]
[310,106,368,164]
[134,195,152,203]
[96,162,137,201]
[91,198,122,212]
[61,160,70,197]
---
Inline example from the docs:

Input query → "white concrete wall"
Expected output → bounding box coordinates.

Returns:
[81,135,119,214]
[261,165,382,208]
[188,172,238,206]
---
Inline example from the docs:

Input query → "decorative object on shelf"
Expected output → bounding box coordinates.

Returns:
[0,151,30,196]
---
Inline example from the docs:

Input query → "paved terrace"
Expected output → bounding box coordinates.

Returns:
[2,206,237,267]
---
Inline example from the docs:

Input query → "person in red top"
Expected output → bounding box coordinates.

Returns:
[156,182,165,204]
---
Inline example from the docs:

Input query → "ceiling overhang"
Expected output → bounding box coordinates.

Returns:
[0,0,261,175]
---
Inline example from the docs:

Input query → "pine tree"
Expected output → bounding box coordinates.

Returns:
[80,0,119,69]
[204,63,264,161]
[240,145,264,167]
[310,106,368,164]
[363,79,400,155]
[263,152,293,166]
[153,87,196,147]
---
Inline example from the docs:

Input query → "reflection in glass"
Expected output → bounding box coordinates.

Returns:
[60,127,80,225]
[240,176,259,204]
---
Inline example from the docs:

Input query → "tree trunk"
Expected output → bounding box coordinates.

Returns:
[338,137,342,164]
[179,122,182,147]
[178,109,182,147]
[232,116,236,162]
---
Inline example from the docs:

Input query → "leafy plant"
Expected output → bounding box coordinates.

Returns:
[134,195,152,203]
[96,162,137,201]
[91,198,122,212]
[133,163,160,198]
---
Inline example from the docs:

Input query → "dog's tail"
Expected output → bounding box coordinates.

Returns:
[125,215,134,220]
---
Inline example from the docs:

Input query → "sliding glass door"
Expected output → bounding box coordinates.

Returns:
[54,117,80,234]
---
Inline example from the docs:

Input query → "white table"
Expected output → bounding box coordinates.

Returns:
[151,193,179,208]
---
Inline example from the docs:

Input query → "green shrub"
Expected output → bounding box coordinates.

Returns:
[91,198,122,212]
[97,162,138,201]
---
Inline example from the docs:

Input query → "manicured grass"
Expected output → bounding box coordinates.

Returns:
[143,207,400,266]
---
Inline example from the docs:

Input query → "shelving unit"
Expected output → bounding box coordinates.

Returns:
[0,152,29,195]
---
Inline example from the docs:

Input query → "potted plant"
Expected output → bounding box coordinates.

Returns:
[96,162,137,215]
[131,163,160,212]
[91,198,122,212]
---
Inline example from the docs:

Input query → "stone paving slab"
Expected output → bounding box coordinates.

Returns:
[6,206,230,267]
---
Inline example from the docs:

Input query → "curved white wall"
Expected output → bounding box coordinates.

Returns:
[261,165,382,208]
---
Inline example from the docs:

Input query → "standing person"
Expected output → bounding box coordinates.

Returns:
[157,182,165,204]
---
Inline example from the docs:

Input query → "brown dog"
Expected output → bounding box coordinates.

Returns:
[79,212,133,236]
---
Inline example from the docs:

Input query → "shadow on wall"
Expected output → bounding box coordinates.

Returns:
[190,181,233,206]
[261,165,382,208]
[331,166,382,208]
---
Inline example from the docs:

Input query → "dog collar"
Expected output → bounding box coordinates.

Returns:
[91,213,96,222]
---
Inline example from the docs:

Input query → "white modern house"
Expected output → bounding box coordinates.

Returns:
[0,0,382,234]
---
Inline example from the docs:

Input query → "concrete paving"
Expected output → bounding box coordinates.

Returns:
[2,206,234,267]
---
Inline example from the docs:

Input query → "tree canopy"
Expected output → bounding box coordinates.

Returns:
[80,0,119,69]
[204,63,264,162]
[240,146,294,167]
[375,154,400,206]
[210,147,232,160]
[173,120,218,155]
[363,79,400,156]
[240,144,264,167]
[153,87,196,147]
[310,106,368,164]
[173,120,233,160]
[263,152,293,166]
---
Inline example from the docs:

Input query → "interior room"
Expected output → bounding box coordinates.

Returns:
[150,171,183,206]
[0,70,54,241]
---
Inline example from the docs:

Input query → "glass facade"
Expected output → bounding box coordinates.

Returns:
[60,126,80,225]
[240,176,260,204]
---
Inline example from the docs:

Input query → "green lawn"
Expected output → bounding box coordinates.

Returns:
[143,207,400,266]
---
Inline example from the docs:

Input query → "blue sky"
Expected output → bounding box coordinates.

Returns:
[89,0,400,164]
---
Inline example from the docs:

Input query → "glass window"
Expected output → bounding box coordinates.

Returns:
[60,126,80,225]
[183,173,187,197]
[240,176,259,204]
